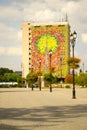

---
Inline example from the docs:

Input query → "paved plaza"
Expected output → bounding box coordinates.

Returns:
[0,87,87,130]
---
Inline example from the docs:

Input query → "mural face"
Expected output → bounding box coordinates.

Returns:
[31,24,69,77]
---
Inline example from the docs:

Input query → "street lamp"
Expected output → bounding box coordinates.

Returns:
[39,59,42,72]
[70,31,77,99]
[82,62,84,73]
[39,59,42,91]
[60,57,62,87]
[49,49,52,92]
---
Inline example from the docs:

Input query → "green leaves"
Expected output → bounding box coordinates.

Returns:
[75,73,87,87]
[0,67,13,75]
[26,71,38,84]
[44,73,57,84]
[0,67,22,83]
[67,57,80,69]
[65,74,73,83]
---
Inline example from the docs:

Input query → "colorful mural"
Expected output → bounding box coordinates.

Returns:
[31,24,69,77]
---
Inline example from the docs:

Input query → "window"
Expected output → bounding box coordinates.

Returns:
[29,33,31,35]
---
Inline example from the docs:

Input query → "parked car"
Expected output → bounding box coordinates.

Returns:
[32,83,38,88]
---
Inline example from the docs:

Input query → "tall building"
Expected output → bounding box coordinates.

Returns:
[22,21,70,80]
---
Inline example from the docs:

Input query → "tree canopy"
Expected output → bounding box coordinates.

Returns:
[67,57,80,69]
[0,67,22,83]
[0,67,13,75]
[26,71,38,87]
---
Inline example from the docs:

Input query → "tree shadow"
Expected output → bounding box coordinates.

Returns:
[0,104,87,129]
[0,123,19,130]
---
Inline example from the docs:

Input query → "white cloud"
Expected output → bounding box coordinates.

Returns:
[0,6,21,21]
[0,46,22,56]
[34,9,58,22]
[81,34,87,44]
[18,30,22,40]
[0,23,21,46]
[61,0,87,32]
[23,1,48,21]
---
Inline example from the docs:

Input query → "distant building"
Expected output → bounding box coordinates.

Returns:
[22,21,70,80]
[15,71,22,76]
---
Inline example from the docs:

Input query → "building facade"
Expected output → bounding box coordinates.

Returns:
[22,21,70,79]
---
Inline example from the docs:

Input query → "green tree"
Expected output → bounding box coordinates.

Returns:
[0,67,13,75]
[7,73,22,83]
[0,75,8,82]
[26,71,38,87]
[75,73,87,87]
[0,75,3,82]
[44,73,57,85]
[67,57,80,69]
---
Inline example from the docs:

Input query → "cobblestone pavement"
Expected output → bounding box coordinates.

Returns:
[0,88,87,130]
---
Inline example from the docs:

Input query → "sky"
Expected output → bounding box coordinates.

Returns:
[0,0,87,71]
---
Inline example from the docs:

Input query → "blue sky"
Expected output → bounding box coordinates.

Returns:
[0,0,87,71]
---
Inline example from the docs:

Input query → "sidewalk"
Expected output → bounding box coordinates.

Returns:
[0,88,87,130]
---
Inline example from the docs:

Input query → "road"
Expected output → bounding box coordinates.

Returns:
[0,88,87,130]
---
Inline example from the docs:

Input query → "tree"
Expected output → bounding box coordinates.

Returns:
[65,74,73,84]
[0,75,8,82]
[75,73,87,87]
[26,71,38,87]
[7,73,22,83]
[0,67,13,75]
[67,57,80,69]
[44,73,57,85]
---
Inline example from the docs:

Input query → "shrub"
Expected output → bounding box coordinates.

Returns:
[26,71,38,87]
[44,73,57,85]
[65,74,73,84]
[65,85,71,88]
[75,73,87,87]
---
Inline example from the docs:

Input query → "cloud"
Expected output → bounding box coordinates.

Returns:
[0,6,22,21]
[34,9,59,22]
[18,30,22,40]
[0,23,21,46]
[81,34,87,44]
[23,1,48,21]
[61,0,87,31]
[0,46,22,56]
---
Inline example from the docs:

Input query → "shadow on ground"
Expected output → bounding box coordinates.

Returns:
[0,104,87,130]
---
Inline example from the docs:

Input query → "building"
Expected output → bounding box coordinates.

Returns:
[22,21,70,80]
[15,71,22,76]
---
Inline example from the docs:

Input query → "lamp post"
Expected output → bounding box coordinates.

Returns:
[39,59,42,72]
[49,49,52,92]
[60,57,62,87]
[39,59,42,91]
[82,62,84,73]
[70,31,77,99]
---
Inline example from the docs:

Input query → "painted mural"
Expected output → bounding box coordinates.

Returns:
[31,24,69,77]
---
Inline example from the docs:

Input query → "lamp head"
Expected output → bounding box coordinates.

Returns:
[39,59,41,63]
[49,49,52,55]
[70,33,73,40]
[73,31,77,39]
[70,31,77,47]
